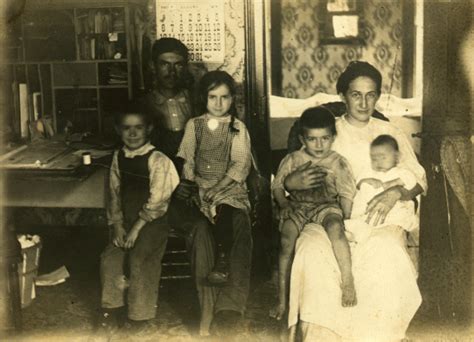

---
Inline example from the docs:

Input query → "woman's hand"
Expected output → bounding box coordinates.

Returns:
[365,186,403,226]
[112,224,126,248]
[284,161,327,191]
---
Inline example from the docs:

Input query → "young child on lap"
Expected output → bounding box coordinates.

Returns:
[271,106,357,320]
[346,134,418,241]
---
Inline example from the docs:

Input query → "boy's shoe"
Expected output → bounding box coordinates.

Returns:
[207,252,230,285]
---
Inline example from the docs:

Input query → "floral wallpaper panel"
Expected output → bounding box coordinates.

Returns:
[281,0,404,98]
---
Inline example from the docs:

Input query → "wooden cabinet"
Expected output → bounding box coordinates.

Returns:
[4,0,144,137]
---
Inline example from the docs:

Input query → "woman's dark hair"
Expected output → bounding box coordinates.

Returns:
[336,61,382,95]
[199,70,239,132]
[152,37,189,62]
[114,100,152,128]
[371,134,399,151]
[298,106,336,136]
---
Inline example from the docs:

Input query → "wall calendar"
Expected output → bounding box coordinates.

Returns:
[156,0,225,63]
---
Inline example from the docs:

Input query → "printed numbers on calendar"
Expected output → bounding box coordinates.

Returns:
[157,2,224,63]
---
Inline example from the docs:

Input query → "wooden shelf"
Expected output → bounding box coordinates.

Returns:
[5,2,139,137]
[75,108,98,111]
[77,32,125,36]
[98,85,127,88]
[5,59,128,65]
[53,85,128,89]
[54,86,96,89]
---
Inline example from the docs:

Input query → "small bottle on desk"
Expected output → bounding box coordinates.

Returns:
[82,152,92,166]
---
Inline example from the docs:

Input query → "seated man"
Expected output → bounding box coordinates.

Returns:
[144,37,195,173]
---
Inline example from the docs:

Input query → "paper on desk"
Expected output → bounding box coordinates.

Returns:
[35,266,70,286]
[73,149,113,159]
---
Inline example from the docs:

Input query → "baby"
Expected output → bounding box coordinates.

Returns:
[346,134,418,242]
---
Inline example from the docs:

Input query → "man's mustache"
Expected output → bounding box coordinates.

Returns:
[162,74,178,81]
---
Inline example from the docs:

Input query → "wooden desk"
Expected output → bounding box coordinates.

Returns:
[1,140,110,209]
[2,168,107,208]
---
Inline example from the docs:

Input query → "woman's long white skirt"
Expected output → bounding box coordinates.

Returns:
[288,224,422,341]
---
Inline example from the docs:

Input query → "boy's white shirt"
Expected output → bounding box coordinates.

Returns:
[106,142,179,225]
[122,142,155,158]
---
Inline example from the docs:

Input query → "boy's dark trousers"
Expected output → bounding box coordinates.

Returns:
[100,217,169,321]
[100,147,169,321]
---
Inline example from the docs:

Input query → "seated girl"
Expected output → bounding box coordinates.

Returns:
[177,70,252,285]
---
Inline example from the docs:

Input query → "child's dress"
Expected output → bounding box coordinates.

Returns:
[272,149,356,231]
[345,166,418,243]
[177,114,251,222]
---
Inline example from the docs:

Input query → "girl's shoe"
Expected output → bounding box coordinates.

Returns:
[207,253,230,285]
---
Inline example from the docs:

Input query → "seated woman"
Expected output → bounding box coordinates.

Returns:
[285,61,427,341]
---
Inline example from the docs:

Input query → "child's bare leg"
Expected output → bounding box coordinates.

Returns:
[323,214,357,307]
[269,219,299,320]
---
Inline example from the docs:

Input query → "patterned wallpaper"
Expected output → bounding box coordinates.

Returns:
[280,0,404,98]
[146,0,247,118]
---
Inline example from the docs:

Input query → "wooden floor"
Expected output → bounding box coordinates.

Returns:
[8,225,473,341]
[12,225,282,341]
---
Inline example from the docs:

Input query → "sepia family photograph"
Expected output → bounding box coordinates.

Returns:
[0,0,472,341]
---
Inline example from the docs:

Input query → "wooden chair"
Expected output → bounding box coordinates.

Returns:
[161,228,192,281]
[160,149,271,281]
